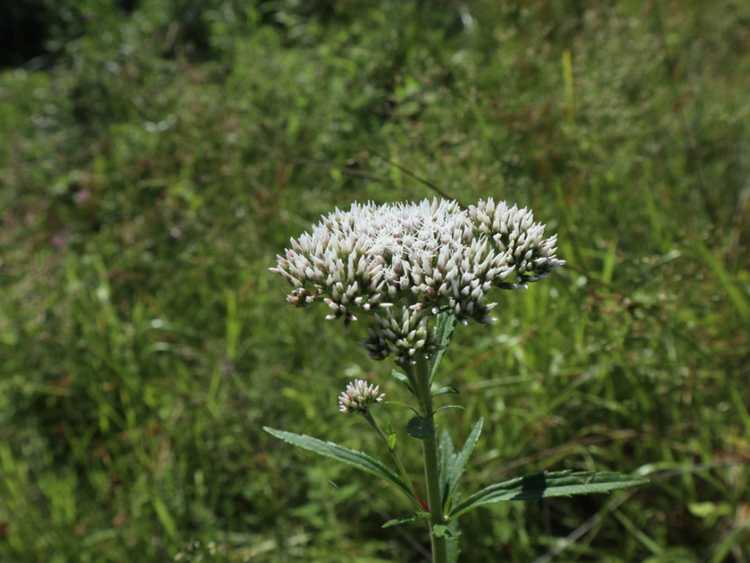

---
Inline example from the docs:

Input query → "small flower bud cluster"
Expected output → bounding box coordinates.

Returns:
[364,308,429,364]
[271,198,563,362]
[468,198,565,284]
[338,379,386,413]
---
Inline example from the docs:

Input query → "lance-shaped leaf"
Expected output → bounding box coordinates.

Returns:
[440,418,483,511]
[382,511,430,529]
[448,419,483,502]
[449,470,647,519]
[439,430,455,499]
[264,427,414,500]
[382,515,418,529]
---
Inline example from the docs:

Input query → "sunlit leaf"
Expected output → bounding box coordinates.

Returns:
[449,470,647,518]
[440,418,483,511]
[264,427,413,499]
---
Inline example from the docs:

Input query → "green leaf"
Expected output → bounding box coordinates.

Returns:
[430,312,456,382]
[436,404,464,414]
[440,418,483,511]
[432,521,460,539]
[263,427,413,499]
[432,524,450,538]
[152,497,177,540]
[431,384,458,397]
[391,369,414,393]
[446,519,462,563]
[439,430,456,503]
[449,470,647,518]
[382,511,430,528]
[382,515,417,528]
[448,419,483,495]
[387,432,397,450]
[406,416,433,440]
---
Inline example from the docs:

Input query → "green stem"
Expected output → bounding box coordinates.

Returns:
[412,357,448,563]
[362,410,421,509]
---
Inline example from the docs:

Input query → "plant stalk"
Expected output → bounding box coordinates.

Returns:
[362,410,421,509]
[413,357,448,563]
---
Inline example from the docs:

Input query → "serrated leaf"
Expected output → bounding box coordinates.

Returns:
[439,419,483,512]
[430,313,455,382]
[263,427,413,499]
[439,430,456,503]
[406,416,433,439]
[447,418,483,500]
[449,470,648,518]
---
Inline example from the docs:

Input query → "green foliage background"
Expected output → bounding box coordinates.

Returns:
[1,1,749,561]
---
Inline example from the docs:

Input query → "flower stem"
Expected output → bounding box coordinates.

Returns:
[362,410,420,509]
[413,357,448,563]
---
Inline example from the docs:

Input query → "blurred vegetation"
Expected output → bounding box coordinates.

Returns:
[1,1,749,561]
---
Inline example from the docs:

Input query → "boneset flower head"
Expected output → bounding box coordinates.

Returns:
[338,379,386,413]
[271,198,564,365]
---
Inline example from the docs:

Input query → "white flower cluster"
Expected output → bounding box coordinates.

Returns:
[467,199,564,282]
[338,379,386,413]
[271,198,563,364]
